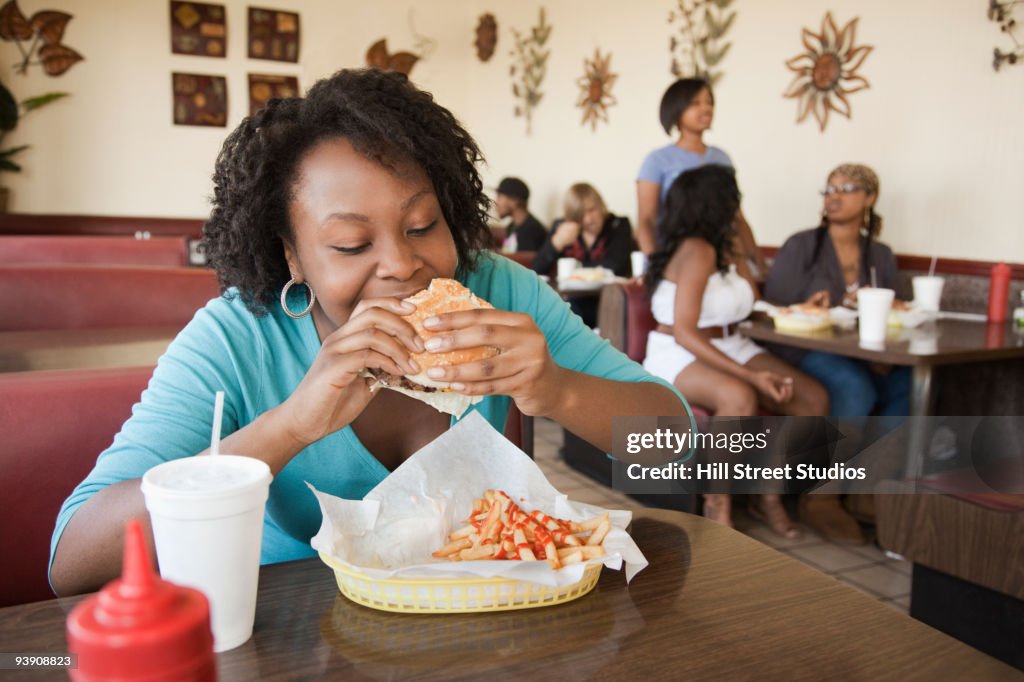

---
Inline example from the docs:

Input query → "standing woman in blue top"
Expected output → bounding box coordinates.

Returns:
[49,68,686,596]
[636,78,766,275]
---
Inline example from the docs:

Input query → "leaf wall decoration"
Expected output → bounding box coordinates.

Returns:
[0,0,83,76]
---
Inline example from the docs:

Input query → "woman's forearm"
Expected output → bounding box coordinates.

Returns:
[51,479,151,596]
[543,367,685,452]
[50,406,306,596]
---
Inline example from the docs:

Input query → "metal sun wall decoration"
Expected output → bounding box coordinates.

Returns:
[0,0,82,76]
[783,12,872,133]
[172,72,226,127]
[474,13,497,62]
[575,48,617,132]
[509,7,551,135]
[989,1,1022,71]
[667,0,734,85]
[248,7,299,63]
[170,1,226,58]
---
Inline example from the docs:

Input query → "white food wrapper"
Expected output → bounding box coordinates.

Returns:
[308,412,648,587]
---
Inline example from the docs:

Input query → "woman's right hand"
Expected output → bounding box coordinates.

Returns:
[551,220,582,251]
[748,370,794,404]
[278,297,424,446]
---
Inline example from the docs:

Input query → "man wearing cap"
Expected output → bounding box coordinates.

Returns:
[495,177,548,252]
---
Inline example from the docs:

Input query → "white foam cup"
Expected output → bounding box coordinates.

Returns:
[557,257,579,281]
[142,455,272,652]
[857,287,895,345]
[912,276,945,312]
[631,251,648,278]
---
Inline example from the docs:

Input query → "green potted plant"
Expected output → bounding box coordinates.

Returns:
[0,80,67,211]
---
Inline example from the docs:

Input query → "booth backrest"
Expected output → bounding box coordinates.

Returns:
[0,365,154,607]
[0,213,205,239]
[597,280,657,364]
[0,235,190,267]
[0,264,221,331]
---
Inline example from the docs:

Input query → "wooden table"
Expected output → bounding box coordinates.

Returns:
[0,326,178,373]
[740,316,1024,476]
[1,509,1014,680]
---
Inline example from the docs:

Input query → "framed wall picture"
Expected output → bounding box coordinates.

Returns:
[248,7,300,62]
[170,1,226,58]
[172,72,227,126]
[248,73,299,115]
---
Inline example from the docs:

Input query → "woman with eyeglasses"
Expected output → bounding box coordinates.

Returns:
[764,163,910,544]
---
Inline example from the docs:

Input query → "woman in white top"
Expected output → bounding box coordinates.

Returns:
[643,165,828,536]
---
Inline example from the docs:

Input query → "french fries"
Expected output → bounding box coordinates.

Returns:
[431,489,611,570]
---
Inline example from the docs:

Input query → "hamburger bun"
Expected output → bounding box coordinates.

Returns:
[365,278,500,416]
[401,278,500,388]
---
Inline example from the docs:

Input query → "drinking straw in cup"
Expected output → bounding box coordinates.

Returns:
[912,275,945,312]
[142,391,272,652]
[209,390,224,456]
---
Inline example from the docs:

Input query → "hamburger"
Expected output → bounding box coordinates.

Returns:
[365,278,500,417]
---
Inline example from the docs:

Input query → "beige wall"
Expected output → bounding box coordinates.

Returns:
[4,0,1022,261]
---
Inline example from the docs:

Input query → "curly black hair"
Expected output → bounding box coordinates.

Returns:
[645,164,740,291]
[201,68,492,314]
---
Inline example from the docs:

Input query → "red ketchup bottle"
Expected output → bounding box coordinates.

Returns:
[987,262,1012,323]
[66,519,216,681]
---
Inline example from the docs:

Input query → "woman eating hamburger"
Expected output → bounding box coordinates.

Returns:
[49,69,687,595]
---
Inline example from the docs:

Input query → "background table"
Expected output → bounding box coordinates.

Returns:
[740,316,1024,477]
[0,327,177,373]
[0,509,1014,680]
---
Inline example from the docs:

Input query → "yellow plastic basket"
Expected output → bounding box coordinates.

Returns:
[318,552,602,614]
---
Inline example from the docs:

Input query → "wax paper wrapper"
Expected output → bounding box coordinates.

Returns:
[309,412,648,587]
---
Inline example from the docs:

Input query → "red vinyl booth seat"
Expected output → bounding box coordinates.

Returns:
[597,279,710,418]
[0,235,190,267]
[0,365,154,607]
[0,263,220,331]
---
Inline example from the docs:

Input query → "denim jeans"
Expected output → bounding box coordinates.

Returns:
[799,351,911,418]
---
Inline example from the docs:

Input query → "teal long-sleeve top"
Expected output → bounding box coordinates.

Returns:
[49,251,682,577]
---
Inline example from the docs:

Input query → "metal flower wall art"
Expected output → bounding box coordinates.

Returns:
[0,0,82,76]
[509,7,551,135]
[783,12,872,132]
[668,0,735,85]
[989,1,1022,71]
[575,48,617,131]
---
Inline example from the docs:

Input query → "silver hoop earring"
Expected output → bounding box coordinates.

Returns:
[280,278,316,319]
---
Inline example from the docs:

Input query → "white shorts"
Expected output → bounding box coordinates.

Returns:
[642,330,765,385]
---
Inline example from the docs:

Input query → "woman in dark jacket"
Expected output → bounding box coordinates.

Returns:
[764,163,910,544]
[533,183,633,327]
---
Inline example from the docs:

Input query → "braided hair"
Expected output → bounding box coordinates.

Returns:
[201,68,491,314]
[645,164,740,292]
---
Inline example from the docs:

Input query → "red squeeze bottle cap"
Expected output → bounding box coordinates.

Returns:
[66,519,217,681]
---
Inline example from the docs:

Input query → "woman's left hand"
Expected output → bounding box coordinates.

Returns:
[419,308,562,416]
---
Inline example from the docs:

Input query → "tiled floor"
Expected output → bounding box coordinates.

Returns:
[531,417,913,614]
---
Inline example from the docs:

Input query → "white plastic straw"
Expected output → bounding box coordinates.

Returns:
[928,256,938,278]
[209,390,224,456]
[870,266,878,288]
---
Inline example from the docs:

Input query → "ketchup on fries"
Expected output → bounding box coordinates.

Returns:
[432,490,610,570]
